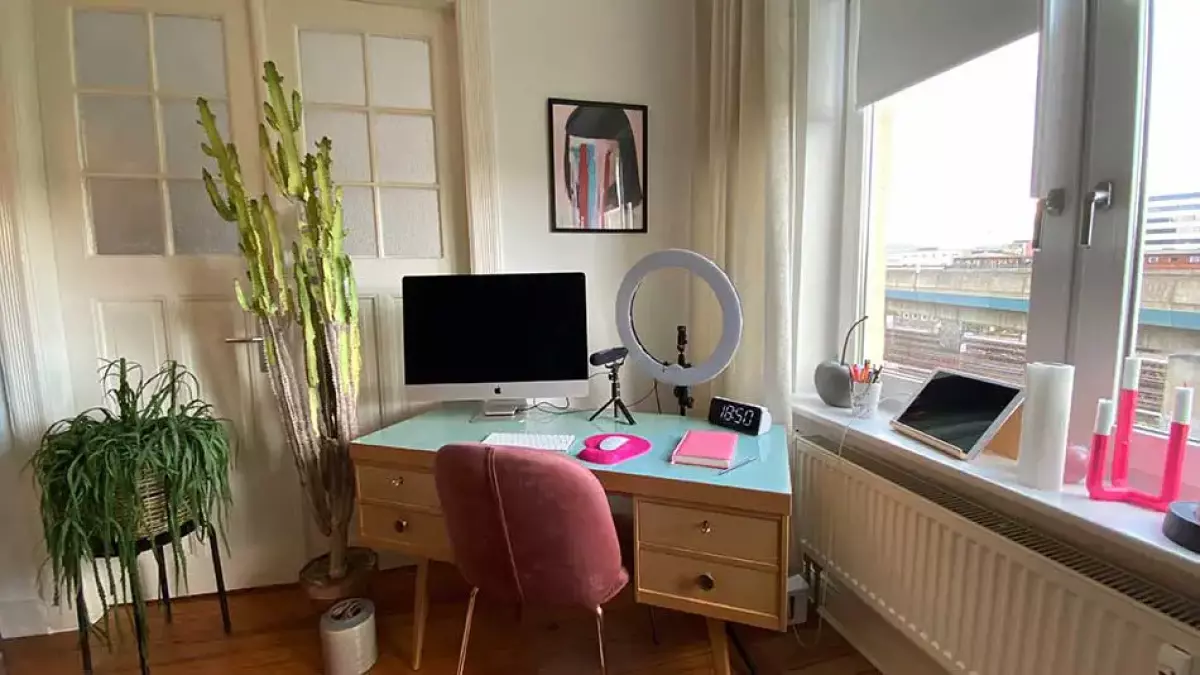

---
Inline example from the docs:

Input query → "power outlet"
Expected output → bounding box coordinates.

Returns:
[1158,644,1194,675]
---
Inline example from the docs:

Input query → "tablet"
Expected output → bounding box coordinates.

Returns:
[890,369,1024,460]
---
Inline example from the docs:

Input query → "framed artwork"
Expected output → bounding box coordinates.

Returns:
[547,98,648,233]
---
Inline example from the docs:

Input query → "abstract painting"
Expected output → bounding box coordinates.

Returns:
[547,98,647,232]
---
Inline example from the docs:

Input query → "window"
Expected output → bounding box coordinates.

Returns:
[863,35,1039,387]
[839,0,1200,472]
[1127,1,1200,436]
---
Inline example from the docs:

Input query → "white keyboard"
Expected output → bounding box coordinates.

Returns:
[481,432,576,452]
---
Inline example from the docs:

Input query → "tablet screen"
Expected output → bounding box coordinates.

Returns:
[895,371,1021,454]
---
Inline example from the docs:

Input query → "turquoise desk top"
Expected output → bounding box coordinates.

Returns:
[355,403,791,497]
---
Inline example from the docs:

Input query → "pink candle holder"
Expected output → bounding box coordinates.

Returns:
[1086,356,1191,513]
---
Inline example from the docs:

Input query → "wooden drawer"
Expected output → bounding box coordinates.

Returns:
[637,500,780,564]
[358,503,452,560]
[637,549,779,624]
[357,464,440,509]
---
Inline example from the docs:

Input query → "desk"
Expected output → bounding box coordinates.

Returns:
[350,403,792,674]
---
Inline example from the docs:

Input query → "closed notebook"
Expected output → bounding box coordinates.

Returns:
[670,430,737,469]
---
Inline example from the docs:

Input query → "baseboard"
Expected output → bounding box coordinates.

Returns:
[819,578,948,675]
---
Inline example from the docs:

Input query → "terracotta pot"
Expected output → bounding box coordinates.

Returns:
[299,547,378,606]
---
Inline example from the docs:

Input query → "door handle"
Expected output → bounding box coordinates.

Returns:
[225,336,268,372]
[1080,181,1113,248]
[1032,187,1065,252]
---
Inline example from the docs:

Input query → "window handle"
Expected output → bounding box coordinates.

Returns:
[1080,181,1113,248]
[1032,188,1065,252]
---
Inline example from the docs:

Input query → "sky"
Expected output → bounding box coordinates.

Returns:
[876,0,1200,251]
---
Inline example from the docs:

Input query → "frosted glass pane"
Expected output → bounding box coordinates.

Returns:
[305,109,370,182]
[299,31,365,105]
[79,95,158,173]
[169,180,236,254]
[89,178,164,254]
[368,37,432,109]
[164,99,227,177]
[341,186,377,257]
[74,11,150,89]
[154,16,226,96]
[380,188,441,258]
[374,114,436,184]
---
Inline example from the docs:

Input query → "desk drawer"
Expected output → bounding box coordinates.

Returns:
[637,549,778,623]
[637,500,779,564]
[357,464,440,509]
[358,503,451,560]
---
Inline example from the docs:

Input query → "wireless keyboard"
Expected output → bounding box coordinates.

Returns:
[481,432,576,452]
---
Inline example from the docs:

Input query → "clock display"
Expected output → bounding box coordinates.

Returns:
[706,397,769,435]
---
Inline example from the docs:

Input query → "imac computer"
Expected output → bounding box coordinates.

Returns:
[401,272,590,415]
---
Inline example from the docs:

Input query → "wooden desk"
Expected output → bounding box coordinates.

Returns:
[349,404,792,674]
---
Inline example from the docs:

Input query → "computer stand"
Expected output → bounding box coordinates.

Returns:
[481,399,525,417]
[589,360,635,425]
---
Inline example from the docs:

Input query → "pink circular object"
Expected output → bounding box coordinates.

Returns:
[1064,443,1089,485]
[578,433,651,465]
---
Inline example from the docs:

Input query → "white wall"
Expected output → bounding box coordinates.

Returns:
[490,0,696,407]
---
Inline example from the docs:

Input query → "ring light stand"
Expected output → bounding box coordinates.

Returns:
[615,249,743,416]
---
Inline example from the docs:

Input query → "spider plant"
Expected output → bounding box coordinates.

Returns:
[30,358,233,641]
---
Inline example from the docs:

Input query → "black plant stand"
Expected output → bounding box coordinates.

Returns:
[76,520,230,675]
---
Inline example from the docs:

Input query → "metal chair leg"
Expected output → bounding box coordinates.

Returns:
[647,605,660,646]
[595,606,608,675]
[207,525,231,634]
[455,587,479,675]
[152,543,172,624]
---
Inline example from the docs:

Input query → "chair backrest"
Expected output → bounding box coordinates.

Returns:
[434,443,626,609]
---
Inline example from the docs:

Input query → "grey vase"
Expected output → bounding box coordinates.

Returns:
[814,360,852,408]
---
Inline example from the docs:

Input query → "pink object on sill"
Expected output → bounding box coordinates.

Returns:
[1063,444,1089,485]
[577,434,651,465]
[1087,384,1193,513]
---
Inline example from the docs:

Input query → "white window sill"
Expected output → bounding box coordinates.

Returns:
[791,393,1200,582]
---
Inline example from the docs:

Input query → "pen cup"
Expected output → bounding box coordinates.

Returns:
[851,382,882,419]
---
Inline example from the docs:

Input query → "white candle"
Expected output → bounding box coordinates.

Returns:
[1173,387,1194,424]
[1094,398,1115,435]
[1121,356,1142,390]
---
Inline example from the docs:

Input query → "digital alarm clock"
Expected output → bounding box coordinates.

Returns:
[707,396,772,436]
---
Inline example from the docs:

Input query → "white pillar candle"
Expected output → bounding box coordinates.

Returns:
[1094,398,1115,435]
[1173,387,1194,424]
[1122,356,1142,390]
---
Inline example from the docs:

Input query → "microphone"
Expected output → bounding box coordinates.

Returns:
[589,346,629,367]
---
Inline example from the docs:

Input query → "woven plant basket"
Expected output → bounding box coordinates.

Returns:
[135,470,190,540]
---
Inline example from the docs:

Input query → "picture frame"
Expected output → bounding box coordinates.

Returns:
[547,97,648,233]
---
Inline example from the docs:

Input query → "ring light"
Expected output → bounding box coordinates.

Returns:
[615,249,742,387]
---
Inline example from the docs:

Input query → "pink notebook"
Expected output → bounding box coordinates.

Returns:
[670,430,737,469]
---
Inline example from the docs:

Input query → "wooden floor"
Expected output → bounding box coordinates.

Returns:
[1,564,880,674]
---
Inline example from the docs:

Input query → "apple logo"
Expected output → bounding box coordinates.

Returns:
[493,386,502,395]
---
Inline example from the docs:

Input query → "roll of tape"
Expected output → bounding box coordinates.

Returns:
[320,598,378,675]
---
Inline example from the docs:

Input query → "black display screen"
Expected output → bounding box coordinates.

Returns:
[894,371,1020,454]
[708,398,762,433]
[402,273,589,385]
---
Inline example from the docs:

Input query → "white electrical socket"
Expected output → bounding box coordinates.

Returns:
[1158,644,1194,675]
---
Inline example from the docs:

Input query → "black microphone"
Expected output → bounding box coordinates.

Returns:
[589,346,629,367]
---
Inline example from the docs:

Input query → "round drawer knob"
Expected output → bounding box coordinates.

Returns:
[696,573,716,591]
[699,520,712,534]
[393,519,409,534]
[390,476,405,487]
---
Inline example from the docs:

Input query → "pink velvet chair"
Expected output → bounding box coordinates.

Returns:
[434,443,629,675]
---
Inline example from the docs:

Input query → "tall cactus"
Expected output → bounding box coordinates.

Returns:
[198,62,361,581]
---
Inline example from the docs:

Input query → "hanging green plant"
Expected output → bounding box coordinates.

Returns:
[30,359,233,642]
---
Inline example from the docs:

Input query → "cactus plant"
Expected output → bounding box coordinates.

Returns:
[197,62,363,585]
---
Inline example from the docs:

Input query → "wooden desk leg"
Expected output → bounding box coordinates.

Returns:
[706,618,732,675]
[412,557,431,670]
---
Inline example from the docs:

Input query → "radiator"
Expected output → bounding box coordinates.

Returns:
[793,435,1200,675]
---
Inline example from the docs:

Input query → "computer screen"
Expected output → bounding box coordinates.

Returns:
[401,273,589,388]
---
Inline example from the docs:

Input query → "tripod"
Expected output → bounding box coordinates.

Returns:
[589,358,636,425]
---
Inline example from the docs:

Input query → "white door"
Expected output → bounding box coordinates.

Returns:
[34,0,468,598]
[34,0,307,596]
[263,0,469,434]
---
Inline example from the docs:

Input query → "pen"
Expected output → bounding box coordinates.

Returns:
[719,455,759,475]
